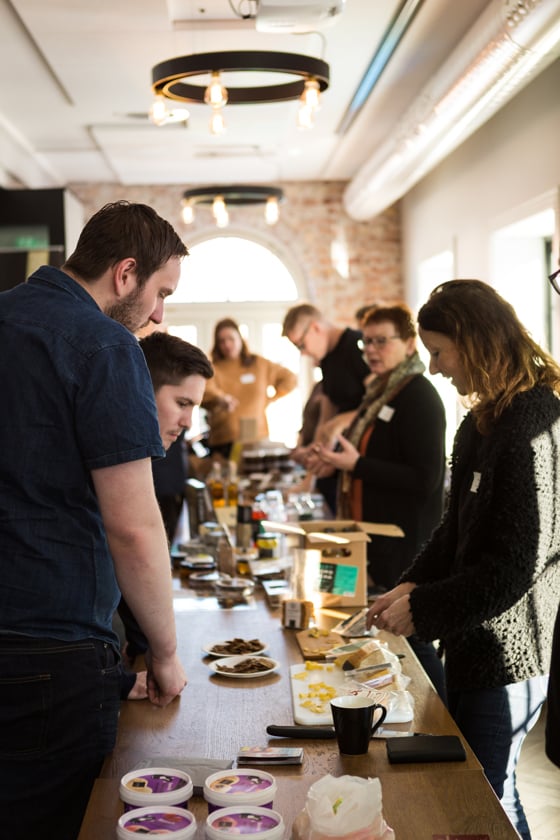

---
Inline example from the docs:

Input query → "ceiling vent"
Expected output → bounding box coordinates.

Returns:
[256,0,345,33]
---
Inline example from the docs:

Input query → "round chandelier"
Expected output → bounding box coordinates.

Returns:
[181,185,285,228]
[151,50,330,133]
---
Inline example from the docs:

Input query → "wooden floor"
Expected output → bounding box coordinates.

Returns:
[516,703,560,838]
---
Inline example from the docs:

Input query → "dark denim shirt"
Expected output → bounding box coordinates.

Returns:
[0,265,165,644]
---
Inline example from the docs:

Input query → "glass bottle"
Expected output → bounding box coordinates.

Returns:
[226,460,238,507]
[208,461,225,508]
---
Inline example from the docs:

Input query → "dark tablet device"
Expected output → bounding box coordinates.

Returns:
[386,734,467,764]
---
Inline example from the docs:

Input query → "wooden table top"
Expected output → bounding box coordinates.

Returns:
[78,582,520,839]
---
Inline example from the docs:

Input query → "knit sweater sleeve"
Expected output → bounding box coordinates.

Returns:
[402,391,560,642]
[265,359,297,402]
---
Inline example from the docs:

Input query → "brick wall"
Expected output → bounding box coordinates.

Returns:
[69,181,402,326]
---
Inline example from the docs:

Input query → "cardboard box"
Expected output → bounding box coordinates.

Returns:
[293,520,403,609]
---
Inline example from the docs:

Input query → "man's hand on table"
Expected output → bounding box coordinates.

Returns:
[367,582,417,637]
[145,651,188,707]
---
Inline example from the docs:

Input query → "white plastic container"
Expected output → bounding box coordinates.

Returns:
[117,805,197,838]
[119,767,193,812]
[203,769,277,813]
[205,805,285,840]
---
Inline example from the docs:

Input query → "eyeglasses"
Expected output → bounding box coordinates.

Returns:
[293,320,313,352]
[549,268,560,296]
[359,335,400,349]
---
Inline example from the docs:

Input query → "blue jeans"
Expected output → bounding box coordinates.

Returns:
[448,676,548,840]
[0,636,121,840]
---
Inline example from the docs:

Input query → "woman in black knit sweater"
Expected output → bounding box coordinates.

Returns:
[367,279,560,840]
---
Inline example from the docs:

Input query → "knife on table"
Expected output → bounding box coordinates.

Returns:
[266,725,424,739]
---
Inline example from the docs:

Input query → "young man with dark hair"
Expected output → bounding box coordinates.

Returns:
[120,331,214,694]
[0,201,189,839]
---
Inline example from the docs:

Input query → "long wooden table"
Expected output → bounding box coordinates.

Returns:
[78,581,521,839]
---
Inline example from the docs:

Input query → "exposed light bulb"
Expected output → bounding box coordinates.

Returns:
[265,196,280,225]
[210,109,225,135]
[212,195,226,220]
[216,209,229,228]
[297,104,315,130]
[301,78,321,111]
[181,203,194,224]
[149,95,168,126]
[204,72,228,109]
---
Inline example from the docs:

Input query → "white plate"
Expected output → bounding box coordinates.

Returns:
[202,639,269,658]
[208,655,279,679]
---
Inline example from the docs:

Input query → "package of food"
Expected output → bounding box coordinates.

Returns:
[292,774,395,840]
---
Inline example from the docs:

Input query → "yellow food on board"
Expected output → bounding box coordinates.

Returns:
[298,680,339,713]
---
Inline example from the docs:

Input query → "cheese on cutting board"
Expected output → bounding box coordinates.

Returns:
[289,662,413,725]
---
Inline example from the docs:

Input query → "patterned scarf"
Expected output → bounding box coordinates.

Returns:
[337,351,426,518]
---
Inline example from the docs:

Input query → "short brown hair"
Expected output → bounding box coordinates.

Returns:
[139,332,213,392]
[64,201,188,287]
[282,303,321,336]
[363,302,416,340]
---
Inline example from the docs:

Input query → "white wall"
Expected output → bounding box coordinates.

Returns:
[402,57,560,287]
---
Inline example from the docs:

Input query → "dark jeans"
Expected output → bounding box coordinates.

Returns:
[448,675,548,840]
[0,635,121,840]
[407,635,447,706]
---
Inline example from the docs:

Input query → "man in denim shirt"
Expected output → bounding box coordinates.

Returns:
[0,201,189,839]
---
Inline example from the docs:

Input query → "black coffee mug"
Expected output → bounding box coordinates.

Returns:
[330,697,387,755]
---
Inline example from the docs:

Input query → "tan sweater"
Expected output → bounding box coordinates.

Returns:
[201,355,297,446]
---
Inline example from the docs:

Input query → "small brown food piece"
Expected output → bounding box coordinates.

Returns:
[211,638,264,655]
[216,657,274,674]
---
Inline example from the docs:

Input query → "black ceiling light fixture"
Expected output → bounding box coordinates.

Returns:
[181,185,285,227]
[151,51,330,133]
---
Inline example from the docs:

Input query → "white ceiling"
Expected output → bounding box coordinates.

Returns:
[0,0,558,218]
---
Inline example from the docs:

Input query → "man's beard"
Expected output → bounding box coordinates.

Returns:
[104,286,148,333]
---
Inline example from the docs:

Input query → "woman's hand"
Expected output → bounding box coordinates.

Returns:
[221,394,239,412]
[305,446,336,478]
[310,434,360,473]
[366,582,417,637]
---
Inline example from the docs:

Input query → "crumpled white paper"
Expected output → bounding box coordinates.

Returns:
[303,774,395,840]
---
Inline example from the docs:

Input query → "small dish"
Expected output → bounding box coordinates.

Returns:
[208,655,280,679]
[190,570,221,586]
[213,576,255,596]
[202,639,269,658]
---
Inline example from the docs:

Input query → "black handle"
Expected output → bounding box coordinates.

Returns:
[266,724,336,739]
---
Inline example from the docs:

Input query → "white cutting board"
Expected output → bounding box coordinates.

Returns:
[290,662,345,725]
[289,663,413,725]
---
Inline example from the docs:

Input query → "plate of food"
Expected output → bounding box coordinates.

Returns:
[202,638,269,658]
[208,655,279,679]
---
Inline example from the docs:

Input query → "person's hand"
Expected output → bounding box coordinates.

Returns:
[145,651,187,707]
[305,446,336,478]
[367,582,417,637]
[221,394,239,413]
[126,670,148,700]
[314,434,360,473]
[291,444,311,466]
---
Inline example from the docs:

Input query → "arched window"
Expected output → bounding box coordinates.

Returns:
[163,235,305,447]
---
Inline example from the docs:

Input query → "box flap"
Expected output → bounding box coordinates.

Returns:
[357,521,405,538]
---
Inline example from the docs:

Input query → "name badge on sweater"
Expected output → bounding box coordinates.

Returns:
[240,373,256,384]
[378,405,395,422]
[470,471,481,493]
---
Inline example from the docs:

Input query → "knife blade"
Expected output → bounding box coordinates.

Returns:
[266,724,423,739]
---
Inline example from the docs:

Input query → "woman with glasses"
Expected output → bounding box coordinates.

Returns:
[367,279,560,840]
[309,302,447,698]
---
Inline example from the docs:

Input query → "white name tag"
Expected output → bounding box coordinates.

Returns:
[470,471,481,493]
[378,405,395,422]
[240,373,256,384]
